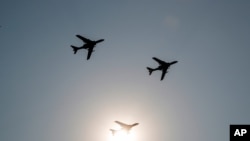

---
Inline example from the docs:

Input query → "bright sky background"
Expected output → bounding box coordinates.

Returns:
[1,1,250,141]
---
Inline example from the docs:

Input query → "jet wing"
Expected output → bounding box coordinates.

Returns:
[76,35,92,43]
[115,121,128,127]
[153,57,166,65]
[161,69,167,81]
[87,48,93,60]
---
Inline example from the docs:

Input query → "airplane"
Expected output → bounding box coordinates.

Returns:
[71,35,104,60]
[147,57,178,81]
[114,121,139,134]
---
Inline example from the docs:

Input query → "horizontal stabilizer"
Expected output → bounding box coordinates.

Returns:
[147,67,153,75]
[71,45,79,54]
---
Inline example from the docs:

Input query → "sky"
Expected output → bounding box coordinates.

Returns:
[0,0,250,141]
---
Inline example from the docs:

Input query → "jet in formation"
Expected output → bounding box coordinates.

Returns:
[147,57,178,81]
[71,35,104,60]
[110,121,139,135]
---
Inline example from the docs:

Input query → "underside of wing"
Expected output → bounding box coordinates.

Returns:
[115,121,128,127]
[87,48,93,60]
[161,69,167,81]
[76,35,92,43]
[153,57,166,65]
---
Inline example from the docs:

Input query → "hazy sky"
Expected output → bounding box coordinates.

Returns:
[1,1,250,141]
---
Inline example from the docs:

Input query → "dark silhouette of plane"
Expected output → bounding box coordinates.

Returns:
[114,121,139,134]
[147,57,178,81]
[71,35,104,60]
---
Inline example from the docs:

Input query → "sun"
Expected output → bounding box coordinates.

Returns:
[108,130,137,141]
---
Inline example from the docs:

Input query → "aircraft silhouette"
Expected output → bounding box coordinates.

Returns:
[71,35,104,60]
[147,57,178,81]
[113,121,139,134]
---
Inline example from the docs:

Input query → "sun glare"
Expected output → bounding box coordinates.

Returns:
[108,130,137,141]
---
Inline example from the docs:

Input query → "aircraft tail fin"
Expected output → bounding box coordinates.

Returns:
[110,129,118,136]
[71,45,79,54]
[147,67,153,75]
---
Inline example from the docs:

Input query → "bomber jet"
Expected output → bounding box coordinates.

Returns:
[71,35,104,60]
[147,57,178,81]
[113,121,139,134]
